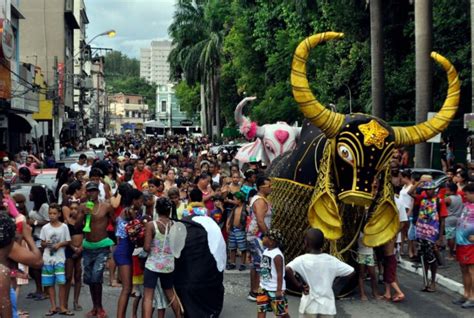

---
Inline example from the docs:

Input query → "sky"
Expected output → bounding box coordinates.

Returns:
[84,0,175,58]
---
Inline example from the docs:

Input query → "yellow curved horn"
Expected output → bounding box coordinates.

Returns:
[393,52,460,146]
[291,32,346,138]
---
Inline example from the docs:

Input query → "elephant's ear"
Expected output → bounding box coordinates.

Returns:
[308,141,342,240]
[363,167,399,247]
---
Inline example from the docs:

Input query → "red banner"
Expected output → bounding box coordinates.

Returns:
[58,62,64,103]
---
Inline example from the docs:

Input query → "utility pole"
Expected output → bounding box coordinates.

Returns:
[95,63,100,137]
[53,56,61,161]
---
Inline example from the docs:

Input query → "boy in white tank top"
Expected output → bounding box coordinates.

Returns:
[257,229,289,317]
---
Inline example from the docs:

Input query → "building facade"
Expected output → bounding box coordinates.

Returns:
[19,0,81,158]
[140,40,171,85]
[109,93,148,135]
[0,1,44,154]
[155,84,200,135]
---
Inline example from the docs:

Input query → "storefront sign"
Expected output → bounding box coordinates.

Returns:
[0,19,14,60]
[180,119,193,126]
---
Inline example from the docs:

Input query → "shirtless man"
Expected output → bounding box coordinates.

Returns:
[77,182,114,318]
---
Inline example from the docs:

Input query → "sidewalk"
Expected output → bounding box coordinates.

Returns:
[399,253,464,295]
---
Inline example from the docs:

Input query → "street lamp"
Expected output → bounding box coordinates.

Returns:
[53,29,117,160]
[87,29,116,45]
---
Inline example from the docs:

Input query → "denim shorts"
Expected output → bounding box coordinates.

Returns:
[83,247,110,284]
[248,237,264,272]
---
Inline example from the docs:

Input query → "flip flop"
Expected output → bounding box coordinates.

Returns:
[393,294,405,302]
[26,293,37,299]
[45,310,58,316]
[58,310,75,316]
[73,303,83,311]
[35,294,48,301]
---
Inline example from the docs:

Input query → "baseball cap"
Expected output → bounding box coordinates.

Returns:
[2,157,9,162]
[130,154,139,160]
[421,181,437,190]
[249,156,259,163]
[86,182,100,192]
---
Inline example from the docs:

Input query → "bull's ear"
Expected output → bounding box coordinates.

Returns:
[308,141,342,240]
[363,168,400,247]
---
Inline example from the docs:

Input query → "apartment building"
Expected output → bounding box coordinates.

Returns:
[109,93,148,134]
[140,40,171,85]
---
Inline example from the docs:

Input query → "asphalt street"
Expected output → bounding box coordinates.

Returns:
[18,269,469,317]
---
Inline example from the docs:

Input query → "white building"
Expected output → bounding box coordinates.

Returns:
[140,40,171,85]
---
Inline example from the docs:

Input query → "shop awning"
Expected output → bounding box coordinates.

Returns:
[8,113,45,137]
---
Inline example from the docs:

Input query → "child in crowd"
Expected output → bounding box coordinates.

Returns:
[357,232,381,300]
[286,228,354,318]
[226,191,248,271]
[40,203,72,316]
[257,229,288,318]
[0,213,16,317]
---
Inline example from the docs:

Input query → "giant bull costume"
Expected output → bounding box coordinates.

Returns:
[268,32,460,273]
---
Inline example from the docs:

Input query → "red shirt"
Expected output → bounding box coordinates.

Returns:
[133,168,153,191]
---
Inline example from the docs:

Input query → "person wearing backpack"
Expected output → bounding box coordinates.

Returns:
[226,191,248,271]
[415,181,448,292]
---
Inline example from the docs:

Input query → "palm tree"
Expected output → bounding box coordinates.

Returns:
[370,0,384,119]
[168,0,225,139]
[414,0,433,167]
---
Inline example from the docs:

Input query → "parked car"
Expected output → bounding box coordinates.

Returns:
[87,137,108,149]
[32,169,58,193]
[11,183,56,212]
[409,168,448,188]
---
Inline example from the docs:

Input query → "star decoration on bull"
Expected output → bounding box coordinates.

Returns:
[358,120,389,150]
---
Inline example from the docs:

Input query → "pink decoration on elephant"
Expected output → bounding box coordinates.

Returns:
[234,97,301,166]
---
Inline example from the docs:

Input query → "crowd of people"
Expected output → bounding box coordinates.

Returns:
[0,134,473,318]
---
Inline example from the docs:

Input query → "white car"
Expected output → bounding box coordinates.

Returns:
[87,137,108,149]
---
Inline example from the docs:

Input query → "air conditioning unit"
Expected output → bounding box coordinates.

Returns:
[65,0,73,12]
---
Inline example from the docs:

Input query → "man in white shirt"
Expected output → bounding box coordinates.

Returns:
[70,154,87,174]
[286,229,354,317]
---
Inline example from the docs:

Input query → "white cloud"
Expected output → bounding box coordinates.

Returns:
[84,0,176,58]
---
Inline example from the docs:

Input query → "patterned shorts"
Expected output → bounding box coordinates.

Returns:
[357,254,375,266]
[41,262,66,286]
[256,289,288,316]
[228,228,247,251]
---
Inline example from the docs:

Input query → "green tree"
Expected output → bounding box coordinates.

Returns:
[104,51,157,117]
[169,0,230,138]
[174,81,201,118]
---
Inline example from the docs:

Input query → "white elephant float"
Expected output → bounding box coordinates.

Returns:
[234,96,301,166]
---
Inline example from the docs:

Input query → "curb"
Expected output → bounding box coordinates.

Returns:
[399,259,464,295]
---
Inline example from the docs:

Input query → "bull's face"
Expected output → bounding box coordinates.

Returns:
[333,115,395,206]
[261,122,300,162]
[288,32,459,246]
